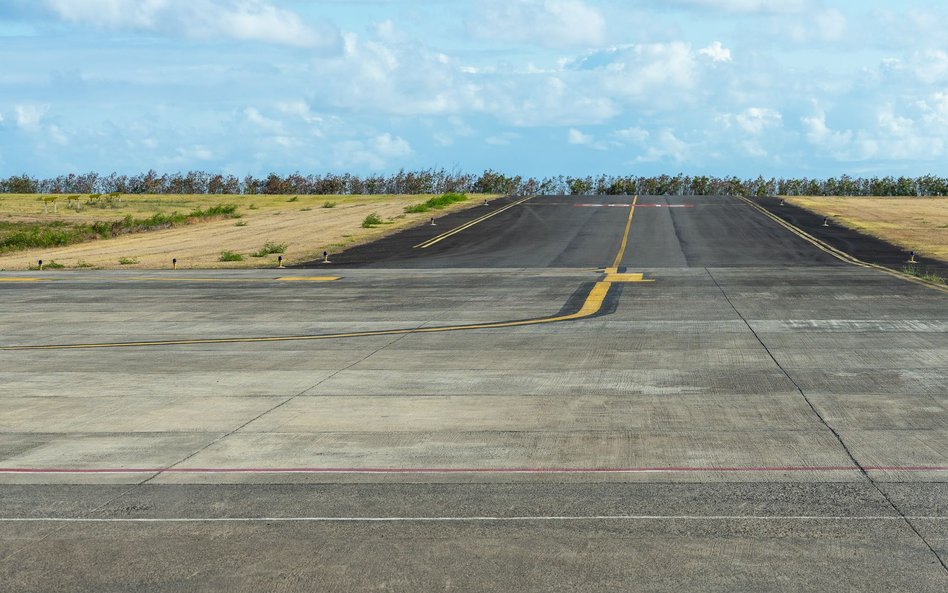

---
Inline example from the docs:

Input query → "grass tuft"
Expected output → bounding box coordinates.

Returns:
[362,212,383,228]
[405,192,467,214]
[322,201,337,208]
[118,257,139,265]
[219,250,244,262]
[903,264,946,285]
[251,241,287,258]
[29,260,65,270]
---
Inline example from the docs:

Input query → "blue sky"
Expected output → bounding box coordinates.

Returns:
[1,0,946,178]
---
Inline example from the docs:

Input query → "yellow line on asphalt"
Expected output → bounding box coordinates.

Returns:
[121,277,339,283]
[737,195,948,295]
[0,281,613,351]
[0,278,48,283]
[611,195,638,269]
[604,273,653,283]
[414,195,536,249]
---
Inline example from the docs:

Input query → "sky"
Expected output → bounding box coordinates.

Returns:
[1,0,947,178]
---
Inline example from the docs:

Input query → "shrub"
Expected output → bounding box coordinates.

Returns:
[251,241,287,257]
[404,192,468,214]
[219,251,244,262]
[118,257,139,265]
[362,212,383,228]
[322,201,337,208]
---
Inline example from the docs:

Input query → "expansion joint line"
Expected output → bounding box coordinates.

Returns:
[705,267,948,574]
[137,328,421,486]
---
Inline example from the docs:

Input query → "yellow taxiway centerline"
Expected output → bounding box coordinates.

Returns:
[0,281,614,351]
[610,195,639,270]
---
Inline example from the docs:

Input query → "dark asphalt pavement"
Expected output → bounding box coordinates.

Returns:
[307,194,845,268]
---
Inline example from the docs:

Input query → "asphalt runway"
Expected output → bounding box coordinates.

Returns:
[1,195,946,592]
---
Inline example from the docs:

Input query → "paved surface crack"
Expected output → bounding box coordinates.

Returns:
[138,332,422,486]
[705,267,948,574]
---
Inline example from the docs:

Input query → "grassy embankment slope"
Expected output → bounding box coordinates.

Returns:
[785,196,948,261]
[0,193,490,270]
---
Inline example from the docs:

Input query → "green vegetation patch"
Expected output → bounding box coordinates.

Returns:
[0,204,238,254]
[362,212,384,228]
[404,192,468,214]
[29,260,65,270]
[219,251,244,262]
[903,264,946,285]
[251,241,287,258]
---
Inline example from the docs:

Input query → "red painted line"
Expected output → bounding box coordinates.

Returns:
[1,466,947,474]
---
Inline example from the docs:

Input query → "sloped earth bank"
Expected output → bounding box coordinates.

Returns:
[758,196,948,278]
[0,196,487,271]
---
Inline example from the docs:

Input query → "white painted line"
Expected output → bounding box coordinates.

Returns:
[1,516,945,523]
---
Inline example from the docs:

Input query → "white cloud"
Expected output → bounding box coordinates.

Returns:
[663,0,811,14]
[15,104,48,128]
[567,128,593,145]
[485,132,519,146]
[569,43,703,110]
[786,8,848,44]
[802,110,853,155]
[372,133,411,159]
[319,32,476,116]
[163,144,215,166]
[613,127,650,143]
[47,124,69,146]
[912,50,948,85]
[334,134,412,170]
[734,107,782,134]
[919,92,948,128]
[317,30,617,126]
[43,0,339,48]
[276,101,326,128]
[470,0,606,48]
[698,42,732,63]
[815,9,847,42]
[244,107,285,135]
[636,129,690,162]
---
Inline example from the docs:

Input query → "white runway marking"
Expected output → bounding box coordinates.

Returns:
[2,516,946,523]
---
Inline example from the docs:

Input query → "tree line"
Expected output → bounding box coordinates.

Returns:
[2,170,947,197]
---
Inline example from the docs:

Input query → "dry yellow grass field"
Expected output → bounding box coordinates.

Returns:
[0,193,492,270]
[785,196,948,261]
